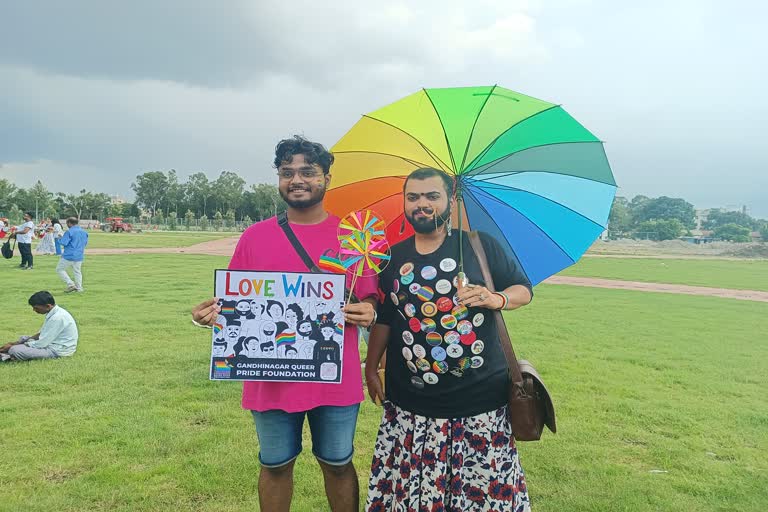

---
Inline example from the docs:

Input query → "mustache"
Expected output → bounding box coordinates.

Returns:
[412,208,435,217]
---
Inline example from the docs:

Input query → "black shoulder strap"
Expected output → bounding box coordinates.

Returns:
[277,212,321,272]
[277,212,360,303]
[467,231,524,386]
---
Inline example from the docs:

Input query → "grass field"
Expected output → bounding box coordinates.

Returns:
[562,257,768,292]
[2,255,767,511]
[75,231,237,249]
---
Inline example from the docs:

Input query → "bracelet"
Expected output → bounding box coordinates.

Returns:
[191,318,212,329]
[366,310,378,331]
[493,292,509,310]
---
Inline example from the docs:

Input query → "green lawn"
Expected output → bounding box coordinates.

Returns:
[2,255,767,511]
[562,257,768,291]
[79,230,237,249]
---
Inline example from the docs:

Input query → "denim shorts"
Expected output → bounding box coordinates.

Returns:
[251,403,360,468]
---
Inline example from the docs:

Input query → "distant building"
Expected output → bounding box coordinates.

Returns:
[110,195,126,205]
[694,208,713,231]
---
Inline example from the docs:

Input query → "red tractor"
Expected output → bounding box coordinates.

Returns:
[102,217,133,233]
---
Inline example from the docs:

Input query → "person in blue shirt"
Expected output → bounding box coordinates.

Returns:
[56,217,89,293]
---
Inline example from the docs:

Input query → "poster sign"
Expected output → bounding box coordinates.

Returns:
[210,269,346,383]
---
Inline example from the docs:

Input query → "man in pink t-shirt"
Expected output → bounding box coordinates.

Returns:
[193,136,377,512]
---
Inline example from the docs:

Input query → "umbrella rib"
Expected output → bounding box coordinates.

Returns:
[458,84,498,173]
[464,141,615,186]
[467,178,613,229]
[461,192,535,284]
[462,104,562,176]
[469,166,617,188]
[332,150,439,172]
[466,185,578,266]
[423,88,457,173]
[360,115,454,172]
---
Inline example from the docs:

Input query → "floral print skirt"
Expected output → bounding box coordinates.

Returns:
[366,401,531,512]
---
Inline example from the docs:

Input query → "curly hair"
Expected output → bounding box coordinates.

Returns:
[274,135,334,174]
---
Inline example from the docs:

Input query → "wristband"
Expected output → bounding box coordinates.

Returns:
[367,310,378,331]
[493,292,509,310]
[191,319,213,329]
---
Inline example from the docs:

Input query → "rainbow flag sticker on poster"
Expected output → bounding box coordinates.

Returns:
[210,269,347,383]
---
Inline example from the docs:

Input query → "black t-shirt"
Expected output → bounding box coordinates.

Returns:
[377,231,532,419]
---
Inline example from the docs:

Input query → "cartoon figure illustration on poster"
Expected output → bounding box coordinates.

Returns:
[210,270,346,383]
[241,299,266,338]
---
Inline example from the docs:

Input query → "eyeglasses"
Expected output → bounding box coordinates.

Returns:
[277,169,324,181]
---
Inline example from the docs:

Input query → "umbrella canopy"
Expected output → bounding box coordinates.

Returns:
[326,86,617,285]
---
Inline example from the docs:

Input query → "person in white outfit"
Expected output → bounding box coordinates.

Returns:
[1,291,79,362]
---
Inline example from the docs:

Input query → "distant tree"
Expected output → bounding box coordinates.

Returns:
[608,196,632,235]
[6,204,23,224]
[713,223,751,242]
[759,223,768,242]
[57,189,91,219]
[12,181,56,219]
[224,208,236,228]
[199,214,209,231]
[213,210,223,230]
[213,171,246,217]
[131,171,168,215]
[153,208,165,225]
[0,178,18,212]
[85,192,112,219]
[184,209,195,230]
[242,215,253,228]
[168,211,178,230]
[703,210,759,230]
[633,196,695,229]
[243,183,284,220]
[107,202,125,217]
[187,172,213,217]
[633,219,684,241]
[629,195,650,210]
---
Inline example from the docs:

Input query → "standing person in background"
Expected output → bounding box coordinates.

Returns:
[36,222,56,255]
[52,218,64,255]
[57,217,89,293]
[15,212,36,270]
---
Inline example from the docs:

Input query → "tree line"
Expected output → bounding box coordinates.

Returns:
[2,172,766,241]
[0,170,286,227]
[609,195,767,242]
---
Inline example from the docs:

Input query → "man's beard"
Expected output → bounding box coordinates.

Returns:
[405,206,451,234]
[279,183,326,209]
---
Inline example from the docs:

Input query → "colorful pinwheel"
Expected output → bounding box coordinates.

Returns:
[337,210,391,278]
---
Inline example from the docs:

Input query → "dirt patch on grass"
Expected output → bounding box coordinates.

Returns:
[87,236,240,256]
[90,236,768,302]
[545,276,768,303]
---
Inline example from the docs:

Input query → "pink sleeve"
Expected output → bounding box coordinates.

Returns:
[354,274,379,301]
[228,234,248,270]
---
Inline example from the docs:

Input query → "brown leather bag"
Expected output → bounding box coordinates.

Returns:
[468,232,556,441]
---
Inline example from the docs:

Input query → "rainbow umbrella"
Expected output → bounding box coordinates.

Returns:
[326,85,617,285]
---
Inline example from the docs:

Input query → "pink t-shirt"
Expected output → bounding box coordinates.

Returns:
[228,214,378,412]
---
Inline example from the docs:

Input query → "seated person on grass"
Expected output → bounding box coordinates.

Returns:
[0,291,79,362]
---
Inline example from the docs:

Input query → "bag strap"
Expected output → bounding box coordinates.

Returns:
[277,212,359,303]
[467,231,524,385]
[277,212,322,272]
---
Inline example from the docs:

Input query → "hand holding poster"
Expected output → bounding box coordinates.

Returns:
[210,270,346,383]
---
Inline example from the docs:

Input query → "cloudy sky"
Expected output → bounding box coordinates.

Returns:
[1,0,766,217]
